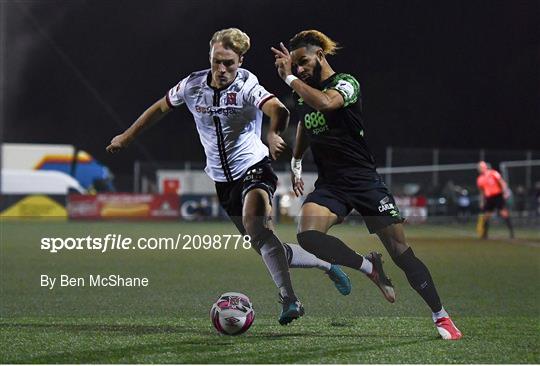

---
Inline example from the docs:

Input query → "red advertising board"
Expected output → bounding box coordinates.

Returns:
[162,178,180,194]
[68,194,179,220]
[395,195,428,223]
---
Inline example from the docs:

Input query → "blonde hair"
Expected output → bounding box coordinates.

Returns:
[210,28,251,56]
[289,30,340,55]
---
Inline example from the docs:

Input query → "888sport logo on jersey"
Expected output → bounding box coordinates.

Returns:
[304,111,329,135]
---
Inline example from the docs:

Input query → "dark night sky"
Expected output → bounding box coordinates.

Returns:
[4,0,540,175]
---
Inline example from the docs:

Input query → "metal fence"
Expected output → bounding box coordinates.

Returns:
[132,147,540,222]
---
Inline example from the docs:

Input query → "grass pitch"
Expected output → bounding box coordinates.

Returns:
[1,220,539,363]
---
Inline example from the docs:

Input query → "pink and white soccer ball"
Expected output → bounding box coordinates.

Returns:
[210,292,255,335]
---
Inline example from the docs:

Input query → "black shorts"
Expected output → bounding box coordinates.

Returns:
[303,173,405,234]
[484,193,506,212]
[215,157,278,234]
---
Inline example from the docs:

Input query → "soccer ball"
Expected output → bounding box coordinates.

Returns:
[210,292,255,335]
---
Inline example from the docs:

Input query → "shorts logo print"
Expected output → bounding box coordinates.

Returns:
[244,167,263,182]
[378,203,395,213]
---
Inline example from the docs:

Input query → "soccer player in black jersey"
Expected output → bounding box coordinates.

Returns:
[272,30,462,340]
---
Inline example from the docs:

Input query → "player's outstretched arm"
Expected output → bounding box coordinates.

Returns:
[106,96,171,153]
[291,122,309,196]
[271,43,344,112]
[262,97,290,160]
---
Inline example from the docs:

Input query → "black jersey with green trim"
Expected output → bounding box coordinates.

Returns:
[295,73,377,178]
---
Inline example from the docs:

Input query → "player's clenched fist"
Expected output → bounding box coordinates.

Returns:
[106,133,132,153]
[267,132,287,160]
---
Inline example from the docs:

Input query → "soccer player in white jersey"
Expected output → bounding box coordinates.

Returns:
[107,28,351,325]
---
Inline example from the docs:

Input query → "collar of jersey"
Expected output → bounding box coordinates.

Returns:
[206,70,240,92]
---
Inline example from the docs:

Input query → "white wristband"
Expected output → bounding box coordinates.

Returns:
[291,157,302,179]
[285,75,299,87]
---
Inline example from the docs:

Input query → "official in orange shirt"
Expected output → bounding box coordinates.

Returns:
[476,161,514,239]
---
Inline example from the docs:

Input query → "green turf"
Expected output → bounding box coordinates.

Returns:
[1,220,539,363]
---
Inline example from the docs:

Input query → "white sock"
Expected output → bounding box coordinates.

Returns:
[432,307,449,322]
[284,243,331,271]
[359,256,373,274]
[259,235,295,299]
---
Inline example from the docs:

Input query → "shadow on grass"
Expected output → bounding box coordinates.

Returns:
[5,340,209,364]
[1,323,227,363]
[0,322,197,336]
[0,320,362,338]
[2,321,436,364]
[254,330,433,340]
[278,337,437,364]
[6,338,435,364]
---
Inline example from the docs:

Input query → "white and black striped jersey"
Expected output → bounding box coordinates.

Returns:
[166,68,275,182]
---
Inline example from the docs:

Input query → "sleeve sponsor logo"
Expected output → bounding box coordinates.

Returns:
[336,80,355,100]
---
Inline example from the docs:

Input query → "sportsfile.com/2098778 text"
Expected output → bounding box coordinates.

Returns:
[40,234,252,253]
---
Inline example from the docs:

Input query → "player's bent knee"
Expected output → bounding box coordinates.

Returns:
[242,215,265,237]
[389,241,409,261]
[381,234,408,259]
[377,224,409,259]
[249,227,274,250]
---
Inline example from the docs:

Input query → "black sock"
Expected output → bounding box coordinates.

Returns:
[504,217,514,237]
[394,247,442,312]
[297,230,364,270]
[483,218,490,238]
